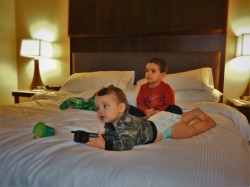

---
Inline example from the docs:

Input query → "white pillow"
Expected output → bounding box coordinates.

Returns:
[136,68,221,103]
[60,71,135,93]
[124,88,222,107]
[164,68,214,91]
[136,68,214,91]
[175,89,222,102]
[76,89,98,99]
[123,89,137,106]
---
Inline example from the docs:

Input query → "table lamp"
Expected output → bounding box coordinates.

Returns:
[20,39,52,90]
[236,33,250,100]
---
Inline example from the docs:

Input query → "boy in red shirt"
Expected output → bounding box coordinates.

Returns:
[129,58,183,118]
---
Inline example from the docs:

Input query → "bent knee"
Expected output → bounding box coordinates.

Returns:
[193,107,202,114]
[210,120,216,128]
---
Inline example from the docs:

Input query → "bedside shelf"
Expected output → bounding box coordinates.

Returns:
[227,99,250,123]
[12,90,44,104]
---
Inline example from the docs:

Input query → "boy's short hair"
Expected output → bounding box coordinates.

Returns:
[148,57,168,73]
[96,85,130,111]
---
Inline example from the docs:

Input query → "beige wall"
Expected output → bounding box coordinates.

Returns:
[0,0,70,106]
[0,0,18,105]
[224,0,250,102]
[16,0,70,90]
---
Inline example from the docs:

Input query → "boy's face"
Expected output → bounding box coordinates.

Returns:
[94,93,126,124]
[145,63,165,85]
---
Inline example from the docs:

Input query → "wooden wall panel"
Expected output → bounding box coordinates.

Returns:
[68,0,228,92]
[69,0,227,36]
[70,34,226,91]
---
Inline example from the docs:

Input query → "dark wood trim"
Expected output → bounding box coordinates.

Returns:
[69,29,226,38]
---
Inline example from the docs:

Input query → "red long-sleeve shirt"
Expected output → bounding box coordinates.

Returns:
[136,81,175,113]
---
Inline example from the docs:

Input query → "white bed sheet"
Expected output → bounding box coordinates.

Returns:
[0,91,249,187]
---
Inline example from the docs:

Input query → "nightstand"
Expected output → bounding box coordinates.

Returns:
[12,90,43,104]
[227,99,250,123]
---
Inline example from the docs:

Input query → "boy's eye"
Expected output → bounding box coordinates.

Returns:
[104,104,108,108]
[146,69,157,73]
[95,106,99,111]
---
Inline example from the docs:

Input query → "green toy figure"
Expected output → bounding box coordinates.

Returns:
[60,96,96,111]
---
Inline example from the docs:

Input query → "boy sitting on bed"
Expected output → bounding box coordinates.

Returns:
[129,57,183,118]
[86,85,216,151]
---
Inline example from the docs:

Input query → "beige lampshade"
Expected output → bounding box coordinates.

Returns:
[236,33,250,57]
[20,39,53,59]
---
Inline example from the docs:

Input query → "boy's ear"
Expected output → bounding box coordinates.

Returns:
[119,103,126,113]
[161,72,166,79]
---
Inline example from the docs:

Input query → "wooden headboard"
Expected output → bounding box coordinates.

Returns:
[72,51,221,91]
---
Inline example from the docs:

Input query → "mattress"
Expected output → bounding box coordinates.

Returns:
[0,91,249,187]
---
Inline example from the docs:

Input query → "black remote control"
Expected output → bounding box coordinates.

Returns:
[71,130,98,143]
[71,130,117,143]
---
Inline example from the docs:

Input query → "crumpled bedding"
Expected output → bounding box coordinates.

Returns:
[0,91,249,187]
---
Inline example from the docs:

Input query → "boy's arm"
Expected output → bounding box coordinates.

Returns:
[105,134,136,151]
[87,129,137,151]
[162,86,175,108]
[136,87,147,113]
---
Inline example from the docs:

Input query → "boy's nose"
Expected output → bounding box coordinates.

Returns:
[98,109,104,114]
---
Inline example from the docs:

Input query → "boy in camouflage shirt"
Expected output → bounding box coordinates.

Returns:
[87,85,216,151]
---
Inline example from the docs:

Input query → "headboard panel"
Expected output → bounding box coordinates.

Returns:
[72,51,221,91]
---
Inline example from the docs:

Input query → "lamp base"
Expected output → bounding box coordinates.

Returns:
[30,59,44,90]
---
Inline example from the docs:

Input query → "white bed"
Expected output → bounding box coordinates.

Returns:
[1,52,249,187]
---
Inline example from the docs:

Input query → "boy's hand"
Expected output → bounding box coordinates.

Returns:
[86,131,105,149]
[145,108,155,118]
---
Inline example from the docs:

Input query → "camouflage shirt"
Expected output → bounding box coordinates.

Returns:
[104,111,156,151]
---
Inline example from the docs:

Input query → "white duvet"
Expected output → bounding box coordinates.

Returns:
[0,91,249,187]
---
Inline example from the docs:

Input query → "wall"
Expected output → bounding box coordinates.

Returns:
[224,0,250,101]
[15,0,70,90]
[0,0,70,106]
[69,0,250,103]
[0,0,18,105]
[0,0,249,106]
[69,0,227,93]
